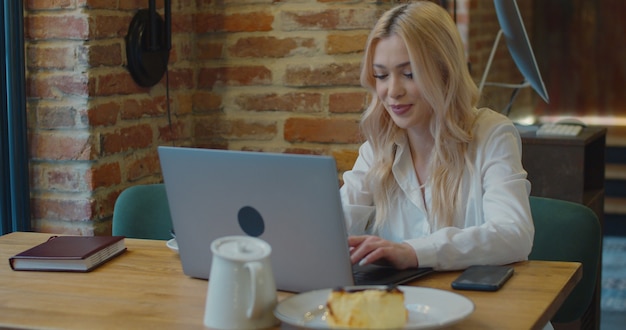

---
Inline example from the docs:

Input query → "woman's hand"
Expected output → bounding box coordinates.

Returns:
[348,235,418,269]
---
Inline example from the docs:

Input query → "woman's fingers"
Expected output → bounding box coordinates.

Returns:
[348,235,417,269]
[348,235,391,266]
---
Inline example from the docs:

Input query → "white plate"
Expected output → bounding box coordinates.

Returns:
[274,285,474,329]
[166,238,178,252]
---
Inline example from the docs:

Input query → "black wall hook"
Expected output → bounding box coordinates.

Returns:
[125,0,171,87]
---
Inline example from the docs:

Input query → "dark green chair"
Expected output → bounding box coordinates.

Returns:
[112,184,173,240]
[528,196,601,324]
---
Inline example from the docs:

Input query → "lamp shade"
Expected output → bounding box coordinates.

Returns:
[494,0,549,103]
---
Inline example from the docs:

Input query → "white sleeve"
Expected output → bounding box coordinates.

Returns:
[340,143,376,235]
[405,121,534,270]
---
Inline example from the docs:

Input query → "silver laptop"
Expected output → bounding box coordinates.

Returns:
[158,146,432,292]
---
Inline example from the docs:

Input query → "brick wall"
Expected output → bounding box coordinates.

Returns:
[24,0,530,235]
[26,0,196,235]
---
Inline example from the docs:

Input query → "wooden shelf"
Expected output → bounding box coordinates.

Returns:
[520,126,607,217]
[606,164,626,180]
[606,197,626,215]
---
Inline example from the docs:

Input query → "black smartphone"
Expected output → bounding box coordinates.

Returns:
[451,265,514,291]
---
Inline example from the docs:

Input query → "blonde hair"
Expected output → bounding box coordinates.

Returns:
[360,1,479,230]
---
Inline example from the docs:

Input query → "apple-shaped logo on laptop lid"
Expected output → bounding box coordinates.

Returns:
[237,206,265,237]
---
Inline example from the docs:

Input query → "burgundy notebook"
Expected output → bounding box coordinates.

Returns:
[9,235,127,272]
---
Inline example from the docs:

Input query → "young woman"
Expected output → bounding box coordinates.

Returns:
[341,1,534,271]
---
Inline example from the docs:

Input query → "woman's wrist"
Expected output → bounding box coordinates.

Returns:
[401,242,419,268]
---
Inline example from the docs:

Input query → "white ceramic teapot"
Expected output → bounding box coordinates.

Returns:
[203,235,278,329]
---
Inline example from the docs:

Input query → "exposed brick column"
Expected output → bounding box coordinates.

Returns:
[25,1,191,235]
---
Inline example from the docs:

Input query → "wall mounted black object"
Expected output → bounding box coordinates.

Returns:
[126,0,171,87]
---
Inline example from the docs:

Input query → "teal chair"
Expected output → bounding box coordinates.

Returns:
[112,184,173,240]
[528,196,601,324]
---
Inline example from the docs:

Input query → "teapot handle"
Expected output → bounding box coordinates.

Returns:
[245,261,263,319]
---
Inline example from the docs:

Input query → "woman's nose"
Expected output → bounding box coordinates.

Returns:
[388,76,405,99]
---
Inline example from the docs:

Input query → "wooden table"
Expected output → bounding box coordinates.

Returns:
[0,232,581,329]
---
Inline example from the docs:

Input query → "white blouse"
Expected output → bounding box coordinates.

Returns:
[340,108,534,270]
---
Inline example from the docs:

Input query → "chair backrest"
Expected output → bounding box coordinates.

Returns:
[112,184,173,240]
[528,196,601,323]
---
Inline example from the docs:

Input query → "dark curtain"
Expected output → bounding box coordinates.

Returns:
[1,0,30,234]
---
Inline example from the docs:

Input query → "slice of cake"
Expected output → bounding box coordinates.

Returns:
[325,286,407,329]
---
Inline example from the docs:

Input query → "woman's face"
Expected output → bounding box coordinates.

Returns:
[372,34,432,131]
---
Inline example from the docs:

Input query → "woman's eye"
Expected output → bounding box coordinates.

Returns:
[403,72,413,79]
[373,74,388,80]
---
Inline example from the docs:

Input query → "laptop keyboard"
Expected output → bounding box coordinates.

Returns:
[352,264,433,286]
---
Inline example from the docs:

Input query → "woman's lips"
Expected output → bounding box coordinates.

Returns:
[390,104,411,115]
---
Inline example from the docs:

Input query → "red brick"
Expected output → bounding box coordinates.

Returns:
[26,15,89,40]
[281,9,339,30]
[235,92,322,113]
[284,117,361,144]
[195,0,212,8]
[84,0,119,9]
[326,33,368,55]
[166,45,178,64]
[30,164,89,192]
[95,71,148,96]
[338,9,382,29]
[158,120,188,142]
[88,101,120,126]
[196,39,224,60]
[122,96,167,120]
[316,0,363,2]
[194,13,223,33]
[167,68,194,89]
[193,116,231,148]
[91,190,121,230]
[27,44,76,70]
[176,92,193,115]
[193,115,224,140]
[101,124,154,154]
[329,91,369,113]
[196,12,274,33]
[172,12,194,34]
[28,73,90,98]
[31,197,95,221]
[34,105,77,129]
[193,91,223,113]
[193,116,277,141]
[90,162,122,188]
[198,66,272,88]
[229,36,315,58]
[89,14,129,38]
[281,8,380,31]
[30,132,96,160]
[26,0,74,10]
[285,62,360,87]
[84,43,123,67]
[226,119,277,140]
[118,0,151,10]
[125,152,161,182]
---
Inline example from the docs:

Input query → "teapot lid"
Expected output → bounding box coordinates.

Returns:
[211,235,271,261]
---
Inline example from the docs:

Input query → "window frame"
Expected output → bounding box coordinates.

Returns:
[1,0,30,234]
